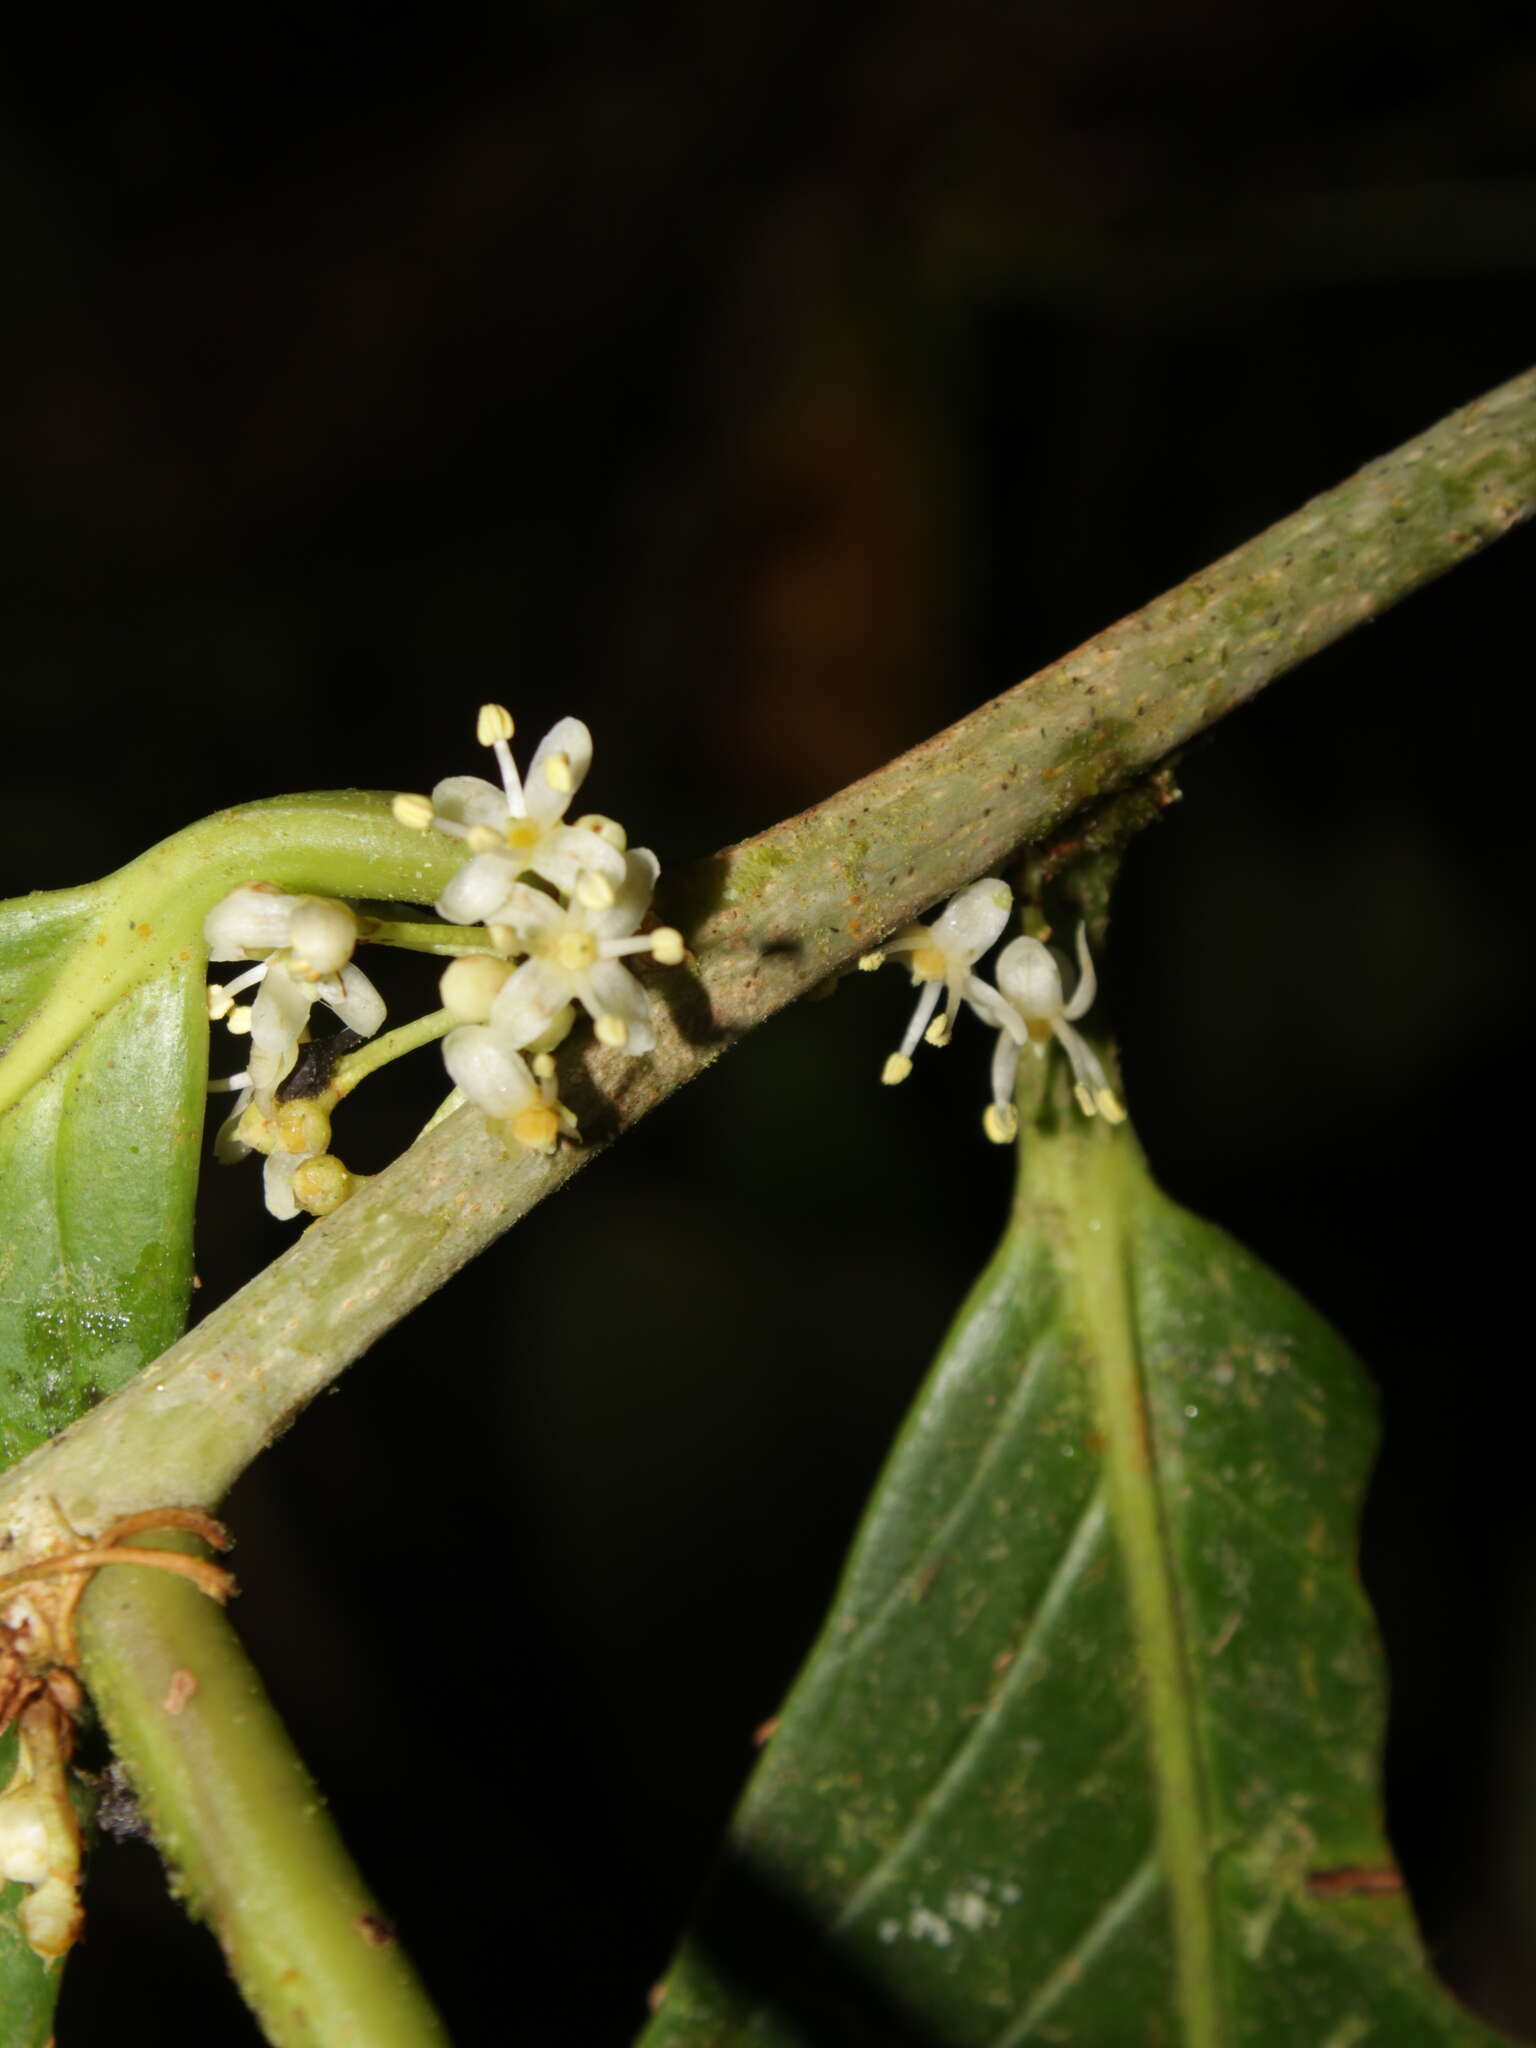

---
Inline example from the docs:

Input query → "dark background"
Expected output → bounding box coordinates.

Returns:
[2,3,1535,2041]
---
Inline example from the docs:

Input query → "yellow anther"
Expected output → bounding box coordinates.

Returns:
[227,1005,254,1036]
[206,985,234,1021]
[466,824,503,854]
[650,926,685,966]
[575,813,627,851]
[1096,1088,1127,1125]
[293,1154,355,1217]
[983,1103,1018,1146]
[882,1053,912,1087]
[487,924,522,956]
[911,945,947,982]
[594,1013,629,1048]
[276,1098,332,1156]
[924,1015,952,1048]
[575,870,616,911]
[555,931,598,972]
[857,951,886,972]
[510,1104,560,1153]
[392,792,435,831]
[530,1051,556,1080]
[1073,1082,1098,1118]
[476,703,515,746]
[440,954,512,1023]
[543,750,574,794]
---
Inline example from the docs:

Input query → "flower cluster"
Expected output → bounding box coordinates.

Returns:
[861,877,1125,1143]
[203,706,683,1220]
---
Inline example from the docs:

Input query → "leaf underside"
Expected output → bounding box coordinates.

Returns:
[641,1117,1512,2047]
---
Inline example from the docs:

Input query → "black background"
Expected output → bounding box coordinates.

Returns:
[2,3,1535,2041]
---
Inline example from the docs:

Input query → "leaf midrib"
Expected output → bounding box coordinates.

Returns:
[1047,1127,1224,2048]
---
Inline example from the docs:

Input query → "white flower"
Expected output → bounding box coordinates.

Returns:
[860,878,1013,1085]
[205,886,384,1112]
[392,703,627,922]
[980,924,1126,1142]
[205,886,359,979]
[475,847,682,1053]
[442,1034,575,1154]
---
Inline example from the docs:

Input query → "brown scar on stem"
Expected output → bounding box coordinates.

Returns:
[162,1668,198,1715]
[355,1911,395,1947]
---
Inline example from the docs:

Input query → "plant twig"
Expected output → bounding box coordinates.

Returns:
[2,363,1531,1540]
[76,1537,451,2048]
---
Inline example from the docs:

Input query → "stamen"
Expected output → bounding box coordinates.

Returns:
[594,1013,629,1048]
[466,824,503,854]
[510,1104,560,1153]
[208,1072,251,1093]
[1073,1082,1098,1118]
[530,1051,556,1080]
[983,1103,1018,1145]
[392,792,435,831]
[206,985,234,1021]
[882,1053,912,1086]
[543,750,574,793]
[227,1005,254,1036]
[857,951,886,971]
[650,927,685,966]
[575,870,616,910]
[1096,1088,1127,1125]
[924,1015,951,1048]
[476,703,515,746]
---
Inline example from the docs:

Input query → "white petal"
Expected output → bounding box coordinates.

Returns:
[263,1150,302,1221]
[584,957,655,1053]
[528,824,627,902]
[1062,922,1098,1021]
[523,717,593,824]
[204,885,296,960]
[489,957,575,1048]
[933,878,1012,965]
[595,847,660,940]
[325,963,386,1039]
[442,1025,539,1116]
[214,1087,254,1164]
[430,775,510,832]
[436,851,522,925]
[963,973,1022,1036]
[249,962,312,1060]
[995,936,1065,1021]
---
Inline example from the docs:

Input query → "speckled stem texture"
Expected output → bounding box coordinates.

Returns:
[3,362,1532,1537]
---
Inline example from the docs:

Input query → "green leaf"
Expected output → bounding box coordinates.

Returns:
[0,797,462,2035]
[641,1113,1513,2046]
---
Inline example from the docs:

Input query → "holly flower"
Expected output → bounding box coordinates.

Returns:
[860,878,1013,1085]
[204,886,384,1107]
[392,703,627,922]
[980,924,1125,1143]
[472,847,683,1054]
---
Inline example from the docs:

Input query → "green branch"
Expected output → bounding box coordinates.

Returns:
[76,1538,450,2048]
[2,364,1532,1541]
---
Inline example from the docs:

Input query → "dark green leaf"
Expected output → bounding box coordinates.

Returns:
[642,1115,1512,2046]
